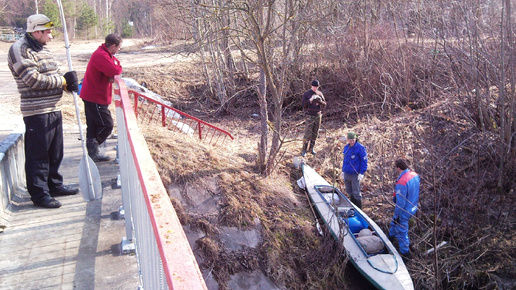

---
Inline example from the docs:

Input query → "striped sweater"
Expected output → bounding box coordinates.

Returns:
[8,34,65,117]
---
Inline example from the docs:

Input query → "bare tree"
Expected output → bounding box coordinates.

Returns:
[504,0,515,167]
[158,0,316,175]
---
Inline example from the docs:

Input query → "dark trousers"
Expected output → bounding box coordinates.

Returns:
[344,173,362,202]
[83,100,113,144]
[303,114,321,141]
[23,111,64,203]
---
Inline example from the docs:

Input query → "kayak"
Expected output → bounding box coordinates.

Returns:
[299,162,414,290]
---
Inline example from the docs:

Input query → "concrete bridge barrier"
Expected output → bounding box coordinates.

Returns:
[0,123,25,219]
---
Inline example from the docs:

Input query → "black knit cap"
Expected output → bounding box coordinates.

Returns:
[311,80,320,87]
[395,159,409,170]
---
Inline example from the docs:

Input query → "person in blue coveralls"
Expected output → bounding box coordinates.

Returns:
[389,159,420,260]
[340,132,368,209]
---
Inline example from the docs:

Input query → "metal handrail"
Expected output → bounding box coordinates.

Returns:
[128,90,234,146]
[113,76,207,290]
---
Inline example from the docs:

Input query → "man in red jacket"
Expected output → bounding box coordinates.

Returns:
[80,34,123,162]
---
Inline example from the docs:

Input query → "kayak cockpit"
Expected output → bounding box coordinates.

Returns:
[314,185,399,274]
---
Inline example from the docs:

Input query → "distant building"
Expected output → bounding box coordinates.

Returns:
[0,27,24,42]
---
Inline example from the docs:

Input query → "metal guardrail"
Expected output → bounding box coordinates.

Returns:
[128,90,234,146]
[113,76,207,290]
[0,124,25,218]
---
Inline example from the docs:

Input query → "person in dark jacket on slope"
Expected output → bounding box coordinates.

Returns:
[301,80,326,156]
[340,132,368,209]
[80,34,123,162]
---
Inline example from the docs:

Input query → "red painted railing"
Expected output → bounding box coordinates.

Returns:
[113,76,207,289]
[128,90,233,146]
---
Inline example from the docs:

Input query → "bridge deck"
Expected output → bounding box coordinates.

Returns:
[0,130,139,289]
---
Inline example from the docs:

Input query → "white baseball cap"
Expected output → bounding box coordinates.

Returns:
[26,14,54,33]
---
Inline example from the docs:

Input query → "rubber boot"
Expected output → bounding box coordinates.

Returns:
[301,141,308,157]
[350,196,362,209]
[309,140,317,155]
[355,199,362,209]
[87,138,110,162]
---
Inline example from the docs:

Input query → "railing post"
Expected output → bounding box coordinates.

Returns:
[134,92,139,118]
[114,84,135,254]
[161,106,166,127]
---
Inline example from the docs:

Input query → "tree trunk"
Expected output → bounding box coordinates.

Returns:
[257,68,268,173]
[93,0,98,38]
[222,9,236,108]
[497,0,506,190]
[505,0,516,165]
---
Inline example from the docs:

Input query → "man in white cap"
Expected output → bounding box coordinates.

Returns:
[7,14,80,208]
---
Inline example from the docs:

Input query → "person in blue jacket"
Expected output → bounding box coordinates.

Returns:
[389,159,420,259]
[340,132,368,208]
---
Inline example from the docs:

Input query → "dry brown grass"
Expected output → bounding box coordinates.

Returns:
[139,91,515,289]
[138,110,361,288]
[122,42,515,289]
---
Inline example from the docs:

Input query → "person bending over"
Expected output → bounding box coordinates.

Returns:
[80,33,123,162]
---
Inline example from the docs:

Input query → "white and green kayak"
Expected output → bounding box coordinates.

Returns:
[299,162,414,290]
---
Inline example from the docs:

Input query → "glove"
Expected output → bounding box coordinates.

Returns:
[340,172,345,180]
[63,71,79,92]
[357,174,364,182]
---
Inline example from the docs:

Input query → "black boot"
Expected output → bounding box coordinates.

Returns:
[350,196,362,209]
[87,138,110,162]
[355,199,362,209]
[309,140,317,155]
[301,141,308,157]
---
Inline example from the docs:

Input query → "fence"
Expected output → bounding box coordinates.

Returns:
[113,76,207,289]
[128,90,233,146]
